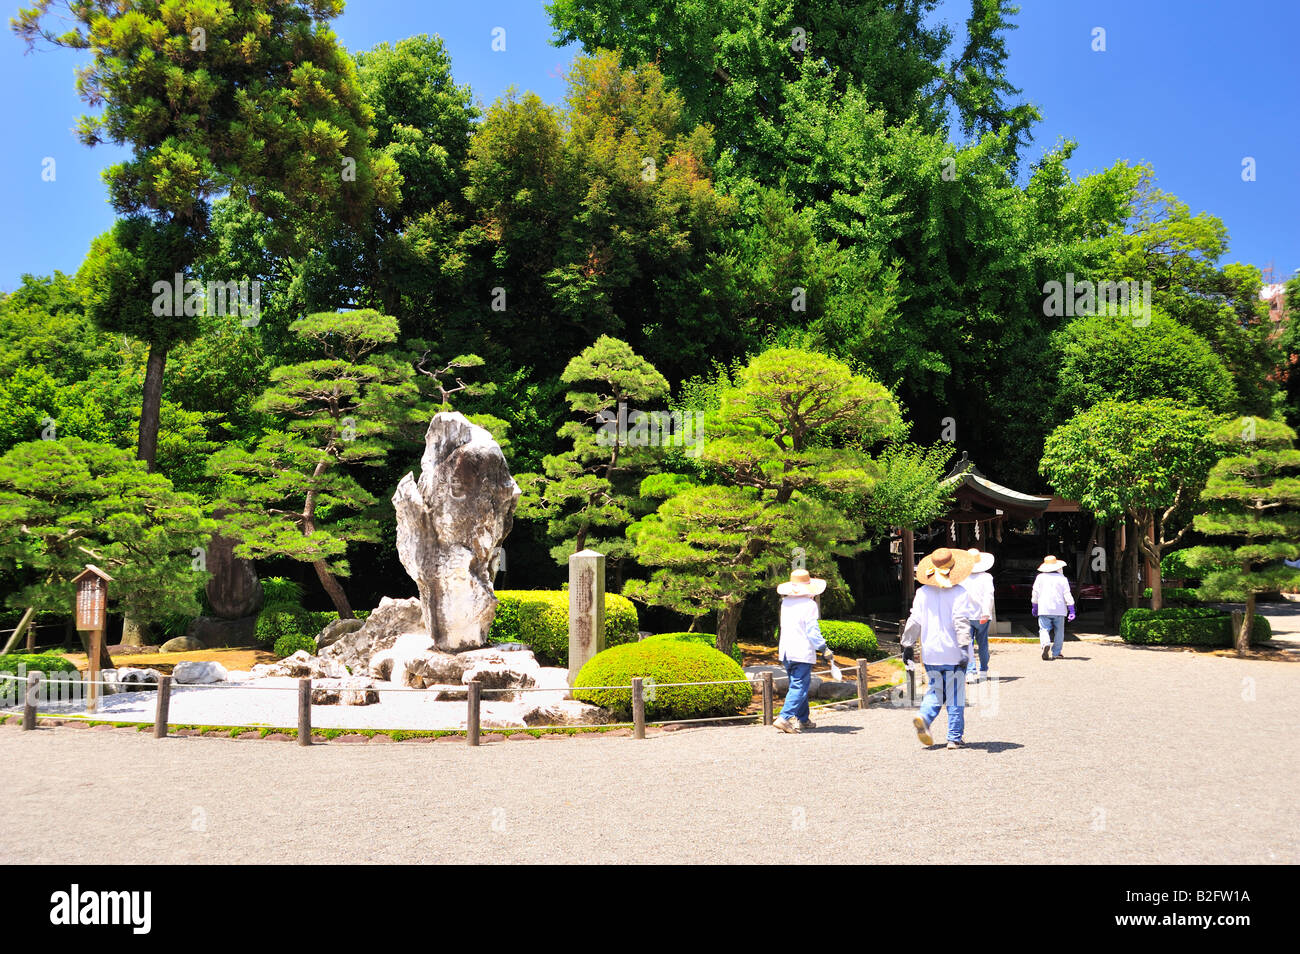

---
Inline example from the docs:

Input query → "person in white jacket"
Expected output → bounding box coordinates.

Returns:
[963,548,996,682]
[1031,555,1076,660]
[774,569,835,734]
[901,547,977,749]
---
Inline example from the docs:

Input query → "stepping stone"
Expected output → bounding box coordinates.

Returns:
[236,731,261,740]
[93,724,116,732]
[333,734,368,744]
[175,729,201,737]
[263,733,293,742]
[507,733,536,741]
[539,733,568,741]
[481,733,507,743]
[369,734,395,744]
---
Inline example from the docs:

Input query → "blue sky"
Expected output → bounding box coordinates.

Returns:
[2,0,1296,291]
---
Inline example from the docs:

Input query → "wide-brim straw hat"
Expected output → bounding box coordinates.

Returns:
[916,547,976,589]
[967,548,995,573]
[778,568,826,596]
[1038,555,1067,573]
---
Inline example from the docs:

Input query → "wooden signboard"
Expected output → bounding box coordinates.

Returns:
[71,566,113,714]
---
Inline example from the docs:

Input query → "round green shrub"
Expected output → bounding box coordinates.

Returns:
[644,632,743,665]
[573,640,752,720]
[1120,607,1271,647]
[488,590,638,665]
[273,632,318,658]
[819,620,882,659]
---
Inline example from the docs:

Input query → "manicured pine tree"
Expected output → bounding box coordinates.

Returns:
[1182,417,1300,653]
[209,311,423,618]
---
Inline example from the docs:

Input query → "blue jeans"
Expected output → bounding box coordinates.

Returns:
[778,660,813,722]
[919,664,966,742]
[1039,615,1065,657]
[966,619,990,675]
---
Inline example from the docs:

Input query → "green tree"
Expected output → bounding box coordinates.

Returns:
[517,336,670,569]
[0,438,214,631]
[1051,309,1237,416]
[16,0,396,470]
[209,310,423,617]
[1181,417,1300,653]
[627,348,901,654]
[1040,400,1218,611]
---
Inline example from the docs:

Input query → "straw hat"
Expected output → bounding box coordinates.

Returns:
[916,547,976,589]
[777,568,826,597]
[966,548,995,573]
[1038,555,1067,573]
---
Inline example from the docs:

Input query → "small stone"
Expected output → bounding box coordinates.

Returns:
[159,636,207,653]
[369,734,395,744]
[481,733,507,743]
[93,724,115,731]
[172,661,228,685]
[263,733,293,742]
[507,732,536,741]
[333,734,369,743]
[237,731,261,740]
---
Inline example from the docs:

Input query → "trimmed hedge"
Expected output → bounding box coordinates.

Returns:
[1142,587,1200,605]
[573,640,752,721]
[488,590,638,666]
[0,653,79,702]
[273,632,318,658]
[644,632,744,665]
[1120,607,1271,647]
[819,620,883,659]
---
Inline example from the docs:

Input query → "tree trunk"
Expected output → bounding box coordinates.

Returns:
[1143,511,1163,612]
[1104,521,1122,628]
[1125,513,1140,609]
[137,344,168,472]
[312,559,354,619]
[1236,592,1255,655]
[900,528,915,618]
[716,599,743,657]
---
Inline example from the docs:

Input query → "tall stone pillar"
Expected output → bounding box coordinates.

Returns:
[568,549,606,685]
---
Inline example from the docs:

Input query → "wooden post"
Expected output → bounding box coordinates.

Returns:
[901,528,915,617]
[154,675,171,738]
[23,671,40,730]
[762,671,774,725]
[632,677,645,739]
[466,680,481,746]
[907,667,917,707]
[0,606,35,655]
[856,658,869,709]
[87,628,102,715]
[298,678,312,746]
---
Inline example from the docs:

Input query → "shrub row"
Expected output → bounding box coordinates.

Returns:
[1120,607,1271,647]
[573,640,751,720]
[0,653,79,700]
[488,590,638,666]
[1141,587,1201,605]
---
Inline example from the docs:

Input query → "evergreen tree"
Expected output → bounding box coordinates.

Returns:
[1182,417,1300,653]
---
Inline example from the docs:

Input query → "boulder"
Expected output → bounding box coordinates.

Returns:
[250,650,346,680]
[185,615,257,649]
[172,661,228,685]
[316,617,364,651]
[368,632,437,681]
[160,636,207,653]
[521,701,613,727]
[391,412,521,651]
[311,676,380,706]
[812,679,859,700]
[115,667,161,691]
[203,526,265,619]
[320,596,425,674]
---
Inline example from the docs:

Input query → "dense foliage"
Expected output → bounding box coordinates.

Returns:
[572,639,752,720]
[1120,607,1271,648]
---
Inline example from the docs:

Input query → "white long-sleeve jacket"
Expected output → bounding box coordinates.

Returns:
[963,571,996,619]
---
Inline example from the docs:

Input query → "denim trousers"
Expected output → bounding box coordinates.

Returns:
[1038,615,1066,657]
[919,664,966,742]
[778,660,813,722]
[966,619,991,674]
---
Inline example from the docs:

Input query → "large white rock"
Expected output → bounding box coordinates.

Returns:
[172,661,228,685]
[391,412,520,651]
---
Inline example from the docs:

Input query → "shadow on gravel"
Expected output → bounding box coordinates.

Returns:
[956,741,1024,753]
[806,725,862,735]
[1048,656,1090,662]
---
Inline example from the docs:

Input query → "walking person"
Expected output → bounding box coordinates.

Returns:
[1032,555,1075,660]
[963,548,996,682]
[901,547,977,749]
[774,568,834,734]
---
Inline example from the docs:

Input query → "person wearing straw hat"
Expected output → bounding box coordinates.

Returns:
[903,547,977,749]
[963,548,996,682]
[1031,555,1075,660]
[774,568,834,734]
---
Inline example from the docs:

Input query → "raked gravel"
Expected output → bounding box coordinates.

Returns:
[2,638,1297,864]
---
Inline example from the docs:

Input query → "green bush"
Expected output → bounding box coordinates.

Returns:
[273,632,318,658]
[1120,607,1271,647]
[1142,587,1200,605]
[644,632,743,665]
[573,640,752,720]
[0,653,79,702]
[256,609,368,648]
[819,620,883,659]
[488,590,638,665]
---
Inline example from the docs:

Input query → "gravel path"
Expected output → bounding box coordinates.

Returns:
[2,639,1296,864]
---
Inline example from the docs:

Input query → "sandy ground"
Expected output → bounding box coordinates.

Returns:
[2,636,1296,864]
